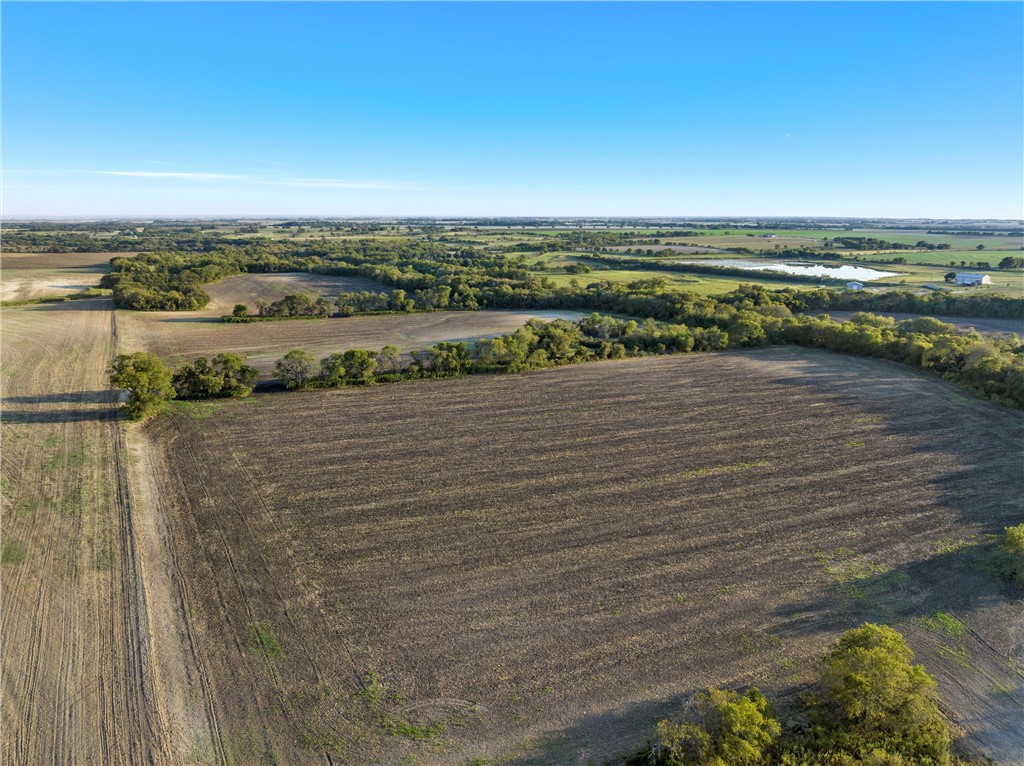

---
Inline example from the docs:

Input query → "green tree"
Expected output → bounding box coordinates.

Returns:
[274,349,316,389]
[213,352,258,397]
[109,352,175,420]
[816,623,951,764]
[376,345,402,374]
[319,353,347,387]
[656,687,780,766]
[232,303,249,317]
[342,349,378,384]
[427,342,472,375]
[172,357,224,399]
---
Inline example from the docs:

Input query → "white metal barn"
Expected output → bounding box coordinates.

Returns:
[955,273,991,286]
[845,281,864,291]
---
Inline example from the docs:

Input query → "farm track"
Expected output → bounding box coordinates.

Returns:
[144,347,1024,765]
[1,299,172,765]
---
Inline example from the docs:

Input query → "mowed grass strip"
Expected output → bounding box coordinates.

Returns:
[146,347,1023,765]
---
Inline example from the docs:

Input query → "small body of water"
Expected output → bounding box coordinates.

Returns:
[685,260,901,282]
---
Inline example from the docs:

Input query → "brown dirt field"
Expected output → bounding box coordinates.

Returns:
[0,299,174,764]
[0,252,117,302]
[0,252,124,271]
[200,272,386,316]
[822,310,1024,337]
[141,348,1024,765]
[118,307,587,377]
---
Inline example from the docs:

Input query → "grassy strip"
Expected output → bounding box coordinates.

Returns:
[582,253,854,285]
[1,289,110,307]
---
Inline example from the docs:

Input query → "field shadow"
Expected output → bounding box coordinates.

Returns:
[957,686,1024,764]
[155,316,223,324]
[25,298,112,312]
[500,689,698,766]
[3,391,113,405]
[770,549,1023,643]
[0,407,117,424]
[500,682,811,766]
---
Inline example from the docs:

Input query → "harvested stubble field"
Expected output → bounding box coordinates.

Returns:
[0,299,173,764]
[0,251,118,302]
[142,348,1024,765]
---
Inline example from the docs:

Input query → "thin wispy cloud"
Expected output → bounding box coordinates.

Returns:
[93,170,427,191]
[270,178,427,191]
[99,171,247,180]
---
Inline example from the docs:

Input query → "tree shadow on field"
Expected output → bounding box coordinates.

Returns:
[155,316,223,324]
[770,549,1024,643]
[3,391,113,405]
[1,390,117,424]
[0,405,117,425]
[25,298,112,312]
[498,689,699,766]
[749,348,1024,761]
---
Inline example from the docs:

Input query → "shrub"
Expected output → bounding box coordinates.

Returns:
[656,687,780,766]
[812,624,951,765]
[274,349,317,389]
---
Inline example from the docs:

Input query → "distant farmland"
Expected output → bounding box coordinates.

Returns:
[140,348,1024,765]
[0,251,115,302]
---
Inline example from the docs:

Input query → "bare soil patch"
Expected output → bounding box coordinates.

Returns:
[201,272,386,315]
[142,348,1024,765]
[0,251,124,271]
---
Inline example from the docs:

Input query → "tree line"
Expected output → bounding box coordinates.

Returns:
[111,305,1024,415]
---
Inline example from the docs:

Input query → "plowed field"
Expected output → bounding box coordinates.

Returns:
[141,348,1024,765]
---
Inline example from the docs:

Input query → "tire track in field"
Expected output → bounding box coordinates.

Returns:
[157,413,367,761]
[1,300,174,765]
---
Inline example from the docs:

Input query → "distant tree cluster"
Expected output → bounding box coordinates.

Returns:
[652,624,956,766]
[825,236,951,251]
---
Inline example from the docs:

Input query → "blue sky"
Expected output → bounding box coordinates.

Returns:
[3,2,1022,218]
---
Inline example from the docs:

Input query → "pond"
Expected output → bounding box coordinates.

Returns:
[686,260,902,281]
